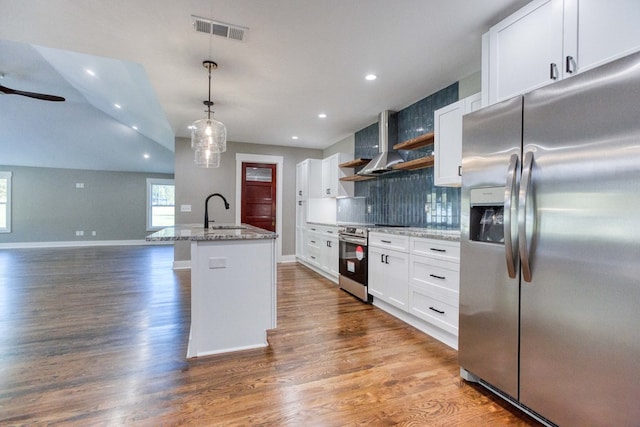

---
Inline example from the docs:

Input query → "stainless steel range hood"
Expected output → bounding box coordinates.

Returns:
[358,110,404,175]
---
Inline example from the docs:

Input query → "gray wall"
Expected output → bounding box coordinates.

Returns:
[323,134,354,158]
[0,165,173,243]
[174,137,322,262]
[458,71,481,99]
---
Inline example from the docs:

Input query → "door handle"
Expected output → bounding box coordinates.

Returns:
[504,153,519,279]
[385,255,389,264]
[550,63,559,80]
[518,151,534,282]
[565,55,576,74]
[381,254,385,263]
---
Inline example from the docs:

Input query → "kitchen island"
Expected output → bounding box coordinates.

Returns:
[147,224,277,358]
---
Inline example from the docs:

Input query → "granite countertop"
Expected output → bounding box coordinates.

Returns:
[146,224,278,241]
[368,226,460,242]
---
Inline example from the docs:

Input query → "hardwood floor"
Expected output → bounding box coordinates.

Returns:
[0,245,542,426]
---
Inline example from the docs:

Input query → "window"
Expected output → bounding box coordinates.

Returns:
[0,172,11,233]
[146,178,175,230]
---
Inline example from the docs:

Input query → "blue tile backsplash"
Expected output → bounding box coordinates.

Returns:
[337,82,461,229]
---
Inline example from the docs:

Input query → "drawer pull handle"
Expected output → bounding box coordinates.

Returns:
[310,255,316,260]
[381,239,392,244]
[430,248,446,253]
[311,240,316,244]
[429,274,446,280]
[429,306,445,315]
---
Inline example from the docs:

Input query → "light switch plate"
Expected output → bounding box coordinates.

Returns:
[180,204,192,212]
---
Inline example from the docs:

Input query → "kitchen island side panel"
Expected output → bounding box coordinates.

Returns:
[188,238,276,358]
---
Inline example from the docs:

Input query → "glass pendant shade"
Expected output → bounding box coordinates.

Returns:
[190,117,227,152]
[194,147,221,168]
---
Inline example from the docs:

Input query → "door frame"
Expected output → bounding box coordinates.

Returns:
[235,153,283,262]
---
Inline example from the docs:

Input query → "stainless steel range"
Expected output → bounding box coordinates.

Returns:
[337,225,370,302]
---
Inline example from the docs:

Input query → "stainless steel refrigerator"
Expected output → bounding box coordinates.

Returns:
[459,50,640,427]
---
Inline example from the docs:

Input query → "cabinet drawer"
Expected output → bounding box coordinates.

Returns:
[306,246,321,267]
[410,255,460,295]
[409,285,458,335]
[322,226,338,237]
[369,232,409,252]
[306,234,321,249]
[411,237,459,263]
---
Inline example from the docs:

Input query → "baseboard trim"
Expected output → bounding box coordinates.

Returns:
[278,254,296,263]
[173,260,192,270]
[0,239,172,249]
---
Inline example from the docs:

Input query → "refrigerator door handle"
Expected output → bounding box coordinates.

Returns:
[504,154,519,278]
[518,151,534,282]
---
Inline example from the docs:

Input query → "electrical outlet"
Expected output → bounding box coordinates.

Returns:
[75,230,84,236]
[75,182,84,188]
[180,204,192,212]
[424,203,430,213]
[367,204,372,214]
[92,231,96,236]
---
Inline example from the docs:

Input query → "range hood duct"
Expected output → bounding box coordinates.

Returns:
[358,110,404,175]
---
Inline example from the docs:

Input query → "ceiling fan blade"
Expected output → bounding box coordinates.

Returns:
[0,84,65,102]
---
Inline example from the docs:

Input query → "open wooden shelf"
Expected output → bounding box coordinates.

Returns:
[339,158,371,168]
[391,155,434,171]
[339,174,376,182]
[393,132,435,150]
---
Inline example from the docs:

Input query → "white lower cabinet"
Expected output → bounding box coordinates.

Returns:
[305,228,322,268]
[298,224,339,282]
[409,255,460,336]
[320,229,339,278]
[368,245,409,311]
[369,232,461,349]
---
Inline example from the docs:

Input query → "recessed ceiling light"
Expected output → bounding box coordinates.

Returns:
[132,125,138,130]
[143,153,150,159]
[318,113,327,118]
[114,103,122,109]
[365,74,377,81]
[291,136,299,140]
[85,69,96,77]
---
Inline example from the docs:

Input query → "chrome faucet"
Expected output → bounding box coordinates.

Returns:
[204,193,230,228]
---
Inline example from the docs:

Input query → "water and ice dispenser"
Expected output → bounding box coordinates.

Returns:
[469,187,505,244]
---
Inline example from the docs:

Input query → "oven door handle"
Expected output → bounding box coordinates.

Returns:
[339,236,367,246]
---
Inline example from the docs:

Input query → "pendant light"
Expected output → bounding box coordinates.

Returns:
[191,60,227,167]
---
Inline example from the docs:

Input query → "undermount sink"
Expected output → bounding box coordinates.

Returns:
[208,224,246,230]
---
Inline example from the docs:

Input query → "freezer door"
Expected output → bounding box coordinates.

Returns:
[519,51,640,426]
[459,96,522,400]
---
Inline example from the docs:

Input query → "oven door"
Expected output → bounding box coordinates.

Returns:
[338,236,368,286]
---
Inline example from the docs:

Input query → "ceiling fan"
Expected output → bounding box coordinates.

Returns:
[0,74,65,102]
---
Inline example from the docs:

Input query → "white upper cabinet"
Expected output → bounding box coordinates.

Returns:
[564,0,640,75]
[296,159,322,200]
[321,153,353,198]
[434,93,481,187]
[487,0,564,105]
[485,0,640,105]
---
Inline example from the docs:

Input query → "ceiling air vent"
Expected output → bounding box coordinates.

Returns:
[192,15,248,41]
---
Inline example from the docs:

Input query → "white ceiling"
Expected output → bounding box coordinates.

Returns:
[0,0,530,174]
